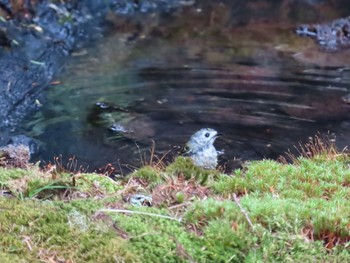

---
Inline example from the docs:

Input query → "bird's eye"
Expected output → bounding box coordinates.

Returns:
[205,132,210,138]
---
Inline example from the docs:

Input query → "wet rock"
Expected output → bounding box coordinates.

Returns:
[7,134,39,156]
[109,114,155,141]
[112,0,194,14]
[125,194,152,206]
[0,1,102,131]
[341,93,350,104]
[0,0,191,147]
[296,16,350,51]
[88,101,155,142]
[0,144,30,168]
[0,27,10,47]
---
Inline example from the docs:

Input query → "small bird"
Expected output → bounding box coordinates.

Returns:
[183,128,221,169]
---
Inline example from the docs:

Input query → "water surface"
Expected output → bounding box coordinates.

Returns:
[21,0,350,173]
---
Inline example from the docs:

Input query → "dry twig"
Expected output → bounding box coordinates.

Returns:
[232,194,255,230]
[99,208,182,222]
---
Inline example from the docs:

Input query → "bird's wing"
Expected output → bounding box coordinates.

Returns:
[180,144,193,156]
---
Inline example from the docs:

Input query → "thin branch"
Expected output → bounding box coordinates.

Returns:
[99,208,182,222]
[232,194,255,230]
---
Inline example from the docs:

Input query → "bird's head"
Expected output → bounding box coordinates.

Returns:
[185,128,220,154]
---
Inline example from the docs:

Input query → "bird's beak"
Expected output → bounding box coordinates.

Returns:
[216,133,224,137]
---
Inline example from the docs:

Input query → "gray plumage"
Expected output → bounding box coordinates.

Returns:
[184,128,220,169]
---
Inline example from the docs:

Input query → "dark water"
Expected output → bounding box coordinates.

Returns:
[19,0,350,173]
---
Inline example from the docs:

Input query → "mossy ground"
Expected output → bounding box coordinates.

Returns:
[0,152,350,262]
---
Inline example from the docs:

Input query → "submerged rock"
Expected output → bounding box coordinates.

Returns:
[88,101,155,142]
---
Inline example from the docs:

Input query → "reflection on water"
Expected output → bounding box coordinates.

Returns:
[21,0,350,173]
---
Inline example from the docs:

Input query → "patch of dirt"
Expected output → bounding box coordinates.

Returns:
[152,176,211,207]
[302,223,350,249]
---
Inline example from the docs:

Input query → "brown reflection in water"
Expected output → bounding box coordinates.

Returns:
[23,0,350,173]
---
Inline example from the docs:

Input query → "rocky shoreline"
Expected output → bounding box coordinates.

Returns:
[0,0,193,148]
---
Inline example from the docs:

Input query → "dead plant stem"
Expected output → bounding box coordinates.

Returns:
[99,208,182,222]
[232,194,255,230]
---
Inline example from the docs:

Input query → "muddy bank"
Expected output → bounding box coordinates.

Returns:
[0,0,192,146]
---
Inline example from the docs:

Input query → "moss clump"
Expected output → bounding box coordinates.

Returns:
[0,167,28,186]
[73,173,122,194]
[212,158,350,200]
[0,197,139,262]
[166,156,221,184]
[0,166,123,200]
[0,151,350,262]
[211,157,350,252]
[129,165,163,185]
[108,207,187,262]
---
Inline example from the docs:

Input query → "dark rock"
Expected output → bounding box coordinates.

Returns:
[296,16,350,51]
[8,134,38,156]
[0,0,191,145]
[0,144,30,168]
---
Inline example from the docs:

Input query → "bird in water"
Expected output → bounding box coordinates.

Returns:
[183,128,221,169]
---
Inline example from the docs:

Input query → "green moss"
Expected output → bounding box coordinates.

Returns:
[166,156,221,184]
[0,167,28,183]
[0,167,122,199]
[212,158,350,200]
[55,195,121,216]
[108,206,188,262]
[0,153,350,262]
[175,191,185,203]
[0,197,139,262]
[74,173,123,194]
[130,165,163,185]
[184,198,241,224]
